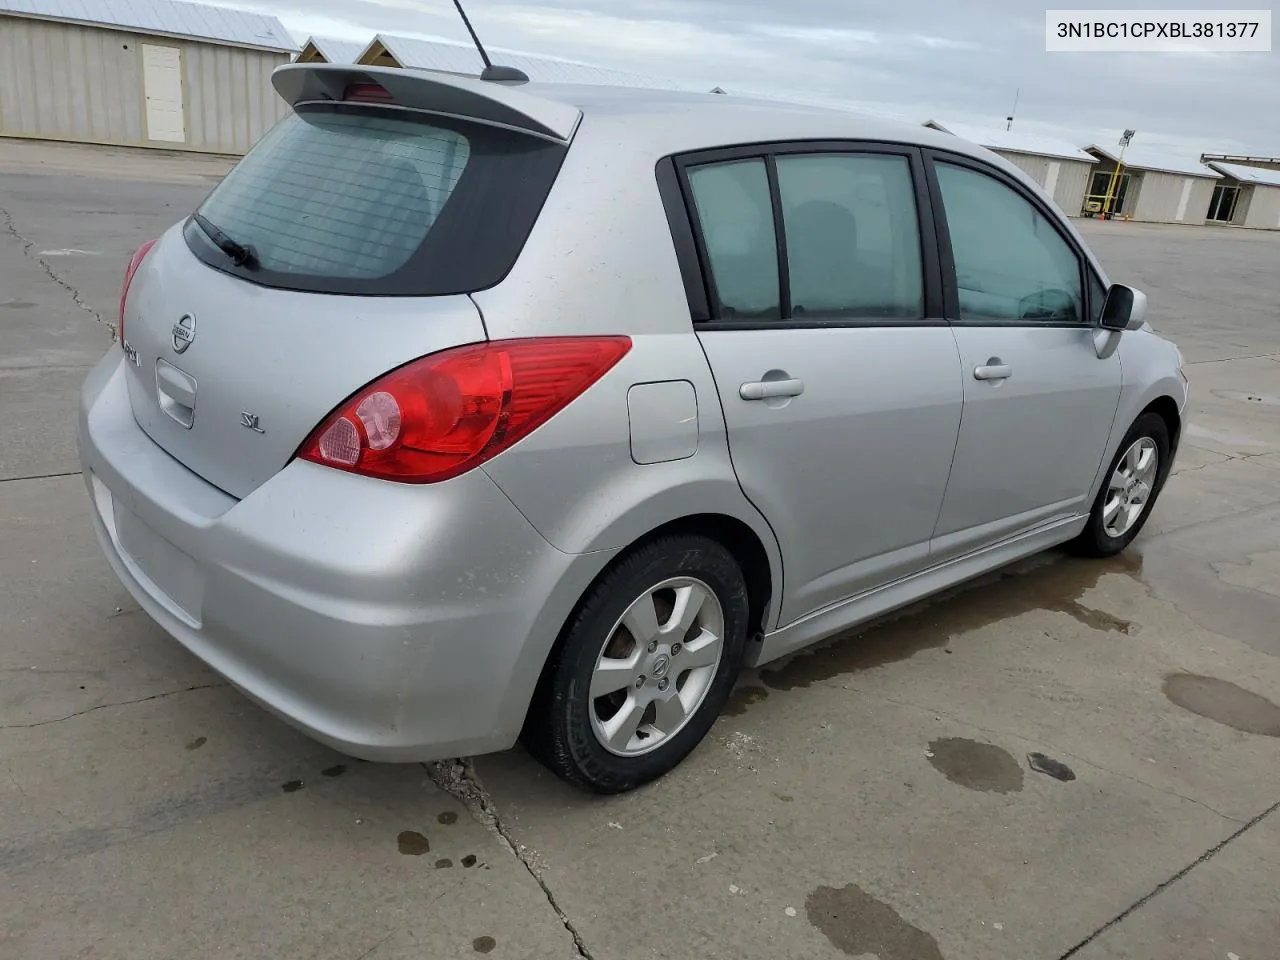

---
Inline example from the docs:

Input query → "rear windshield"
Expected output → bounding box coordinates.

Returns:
[185,104,566,296]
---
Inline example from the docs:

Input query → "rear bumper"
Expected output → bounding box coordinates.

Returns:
[77,352,614,761]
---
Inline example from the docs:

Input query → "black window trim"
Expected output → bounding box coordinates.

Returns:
[656,139,947,331]
[922,147,1106,329]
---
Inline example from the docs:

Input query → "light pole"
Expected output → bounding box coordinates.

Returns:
[1103,129,1136,219]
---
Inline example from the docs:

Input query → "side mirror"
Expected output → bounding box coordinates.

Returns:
[1099,284,1148,332]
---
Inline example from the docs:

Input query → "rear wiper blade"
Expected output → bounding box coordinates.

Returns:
[192,212,258,268]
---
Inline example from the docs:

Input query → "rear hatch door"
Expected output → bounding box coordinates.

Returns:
[119,69,570,499]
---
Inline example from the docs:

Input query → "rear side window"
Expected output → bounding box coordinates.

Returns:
[686,159,780,321]
[185,104,566,296]
[775,154,923,319]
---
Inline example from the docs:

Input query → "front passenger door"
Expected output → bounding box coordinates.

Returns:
[927,155,1122,561]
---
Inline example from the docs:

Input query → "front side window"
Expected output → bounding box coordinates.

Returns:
[935,162,1084,324]
[775,153,923,319]
[686,159,780,320]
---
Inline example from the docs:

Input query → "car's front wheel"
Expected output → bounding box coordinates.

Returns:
[1073,412,1171,557]
[524,535,750,793]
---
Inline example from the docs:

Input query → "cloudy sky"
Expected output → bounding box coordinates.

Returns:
[238,0,1276,159]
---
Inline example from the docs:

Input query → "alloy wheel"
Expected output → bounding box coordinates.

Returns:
[588,577,725,757]
[1102,436,1159,538]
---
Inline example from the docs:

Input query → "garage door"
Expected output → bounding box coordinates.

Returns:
[142,44,186,143]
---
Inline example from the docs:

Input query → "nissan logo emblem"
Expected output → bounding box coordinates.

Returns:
[172,313,196,353]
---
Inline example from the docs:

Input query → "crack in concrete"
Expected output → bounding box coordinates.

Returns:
[0,470,83,485]
[0,681,227,729]
[423,759,594,960]
[0,204,112,336]
[351,930,396,960]
[1186,352,1280,365]
[1058,799,1280,958]
[1173,450,1277,477]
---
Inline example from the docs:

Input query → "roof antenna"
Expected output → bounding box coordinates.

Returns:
[450,0,529,84]
[1006,86,1020,131]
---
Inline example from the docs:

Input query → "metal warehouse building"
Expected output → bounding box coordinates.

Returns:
[355,32,692,89]
[1204,161,1280,229]
[923,120,1097,216]
[0,0,295,154]
[295,34,363,65]
[1081,145,1219,225]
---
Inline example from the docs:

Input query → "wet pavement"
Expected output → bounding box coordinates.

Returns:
[2,142,1279,959]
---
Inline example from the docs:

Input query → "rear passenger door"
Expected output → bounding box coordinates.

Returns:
[668,144,964,626]
[925,153,1122,560]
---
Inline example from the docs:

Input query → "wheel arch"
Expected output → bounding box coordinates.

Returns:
[1141,393,1183,459]
[518,511,780,735]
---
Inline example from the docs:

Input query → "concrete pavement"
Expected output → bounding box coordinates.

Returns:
[1,141,1278,959]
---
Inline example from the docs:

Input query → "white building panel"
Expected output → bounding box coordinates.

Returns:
[0,0,294,51]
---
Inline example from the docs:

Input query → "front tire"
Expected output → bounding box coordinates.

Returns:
[1073,412,1171,557]
[523,535,750,794]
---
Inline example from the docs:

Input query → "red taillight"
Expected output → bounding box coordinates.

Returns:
[298,337,632,483]
[343,82,395,104]
[118,239,157,342]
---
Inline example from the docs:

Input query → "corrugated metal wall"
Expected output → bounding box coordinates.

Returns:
[1183,177,1216,225]
[993,150,1093,217]
[1133,171,1186,222]
[1130,171,1216,224]
[1242,184,1280,229]
[1050,159,1092,216]
[0,15,289,153]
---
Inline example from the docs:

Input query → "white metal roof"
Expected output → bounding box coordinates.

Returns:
[300,34,365,64]
[1206,161,1280,188]
[1084,144,1219,179]
[926,120,1096,163]
[0,0,296,52]
[363,33,697,90]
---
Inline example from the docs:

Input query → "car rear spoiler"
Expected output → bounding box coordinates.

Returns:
[271,63,582,144]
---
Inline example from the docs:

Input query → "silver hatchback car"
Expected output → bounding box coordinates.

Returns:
[79,64,1187,793]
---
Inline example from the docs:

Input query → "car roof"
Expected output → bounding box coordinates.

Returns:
[274,64,995,165]
[517,81,990,160]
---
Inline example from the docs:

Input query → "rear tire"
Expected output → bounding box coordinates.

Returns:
[1072,412,1171,558]
[523,535,749,794]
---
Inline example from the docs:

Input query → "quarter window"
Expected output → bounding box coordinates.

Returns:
[935,162,1084,324]
[686,159,780,321]
[776,153,923,319]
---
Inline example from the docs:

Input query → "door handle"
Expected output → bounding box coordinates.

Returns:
[973,362,1012,381]
[740,378,804,401]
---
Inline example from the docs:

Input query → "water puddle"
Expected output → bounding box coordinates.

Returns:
[760,552,1141,691]
[806,883,943,959]
[722,685,770,716]
[1164,674,1280,736]
[397,830,430,856]
[927,738,1024,793]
